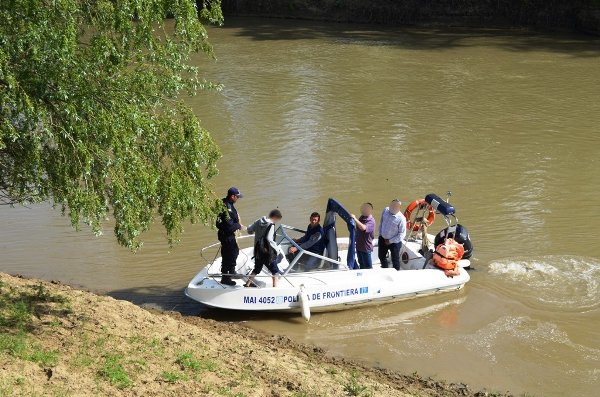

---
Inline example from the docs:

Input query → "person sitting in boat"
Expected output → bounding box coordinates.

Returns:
[288,212,325,270]
[378,199,407,271]
[245,209,284,288]
[351,202,376,269]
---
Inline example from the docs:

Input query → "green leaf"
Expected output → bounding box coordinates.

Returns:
[0,0,223,249]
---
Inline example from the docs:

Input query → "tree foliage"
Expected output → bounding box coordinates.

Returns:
[0,0,224,249]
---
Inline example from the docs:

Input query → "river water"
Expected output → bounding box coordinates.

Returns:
[1,17,600,396]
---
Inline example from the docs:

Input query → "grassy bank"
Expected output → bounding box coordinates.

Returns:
[0,272,514,396]
[219,0,600,35]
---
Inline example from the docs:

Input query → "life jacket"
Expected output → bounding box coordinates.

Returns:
[432,238,465,277]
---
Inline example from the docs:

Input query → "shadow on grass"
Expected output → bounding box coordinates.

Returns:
[0,281,67,366]
[0,281,71,333]
[107,285,303,324]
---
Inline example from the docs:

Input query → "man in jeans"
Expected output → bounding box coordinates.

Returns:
[351,203,376,269]
[378,199,407,271]
[216,187,245,286]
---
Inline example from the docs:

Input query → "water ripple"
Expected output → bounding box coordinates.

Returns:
[488,256,600,311]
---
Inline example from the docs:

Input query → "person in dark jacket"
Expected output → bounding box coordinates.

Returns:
[289,212,325,270]
[216,187,245,286]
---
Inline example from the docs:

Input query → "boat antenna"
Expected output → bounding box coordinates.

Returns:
[446,191,452,203]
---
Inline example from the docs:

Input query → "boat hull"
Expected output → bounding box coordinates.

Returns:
[185,265,469,313]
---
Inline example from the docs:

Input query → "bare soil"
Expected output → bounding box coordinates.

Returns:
[0,272,511,396]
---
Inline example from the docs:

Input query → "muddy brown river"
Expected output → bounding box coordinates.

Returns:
[1,18,599,396]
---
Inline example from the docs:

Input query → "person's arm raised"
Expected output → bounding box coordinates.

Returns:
[351,214,367,231]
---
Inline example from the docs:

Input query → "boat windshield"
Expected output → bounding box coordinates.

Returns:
[274,225,347,274]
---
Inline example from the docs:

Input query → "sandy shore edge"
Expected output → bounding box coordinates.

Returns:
[0,272,512,397]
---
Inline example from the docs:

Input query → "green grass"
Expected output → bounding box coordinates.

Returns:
[176,351,217,372]
[0,377,14,397]
[343,372,372,397]
[0,300,30,329]
[128,335,143,344]
[97,354,132,389]
[28,346,59,366]
[94,334,109,349]
[128,358,147,372]
[0,332,58,366]
[72,332,95,368]
[294,391,325,397]
[149,336,165,357]
[216,386,246,397]
[0,282,70,332]
[239,363,257,387]
[73,351,94,368]
[161,370,189,383]
[0,332,28,357]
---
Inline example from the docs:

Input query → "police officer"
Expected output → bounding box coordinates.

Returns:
[216,187,245,286]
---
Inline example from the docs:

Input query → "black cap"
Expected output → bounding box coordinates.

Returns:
[227,187,243,198]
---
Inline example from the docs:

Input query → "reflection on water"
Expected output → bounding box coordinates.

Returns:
[1,17,600,397]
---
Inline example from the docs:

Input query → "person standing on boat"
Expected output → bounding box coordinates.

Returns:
[245,209,284,288]
[216,187,245,286]
[352,203,376,269]
[378,199,407,271]
[289,212,325,270]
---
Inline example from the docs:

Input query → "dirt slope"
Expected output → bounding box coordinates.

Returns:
[0,273,509,397]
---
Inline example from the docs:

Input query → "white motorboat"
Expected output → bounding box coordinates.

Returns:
[185,194,473,320]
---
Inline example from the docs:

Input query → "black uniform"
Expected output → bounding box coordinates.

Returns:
[216,197,242,280]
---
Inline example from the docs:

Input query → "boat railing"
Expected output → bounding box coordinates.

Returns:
[279,224,307,234]
[200,235,255,272]
[277,224,350,274]
[284,250,347,274]
[198,225,348,288]
[243,272,330,288]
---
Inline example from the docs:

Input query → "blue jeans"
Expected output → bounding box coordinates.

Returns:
[378,236,401,270]
[356,251,373,269]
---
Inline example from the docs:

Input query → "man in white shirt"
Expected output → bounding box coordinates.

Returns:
[378,199,407,270]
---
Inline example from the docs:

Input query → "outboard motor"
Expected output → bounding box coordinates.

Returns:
[434,224,473,259]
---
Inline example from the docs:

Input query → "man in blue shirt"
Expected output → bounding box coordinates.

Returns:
[378,199,407,271]
[215,187,245,286]
[289,212,325,270]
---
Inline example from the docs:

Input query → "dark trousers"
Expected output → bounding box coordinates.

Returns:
[252,253,284,276]
[378,236,401,270]
[220,237,239,275]
[356,251,373,269]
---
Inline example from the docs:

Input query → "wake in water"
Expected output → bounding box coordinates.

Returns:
[488,255,600,311]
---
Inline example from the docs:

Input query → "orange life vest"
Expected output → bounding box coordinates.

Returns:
[432,238,465,277]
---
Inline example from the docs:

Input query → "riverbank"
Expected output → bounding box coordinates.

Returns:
[0,272,515,396]
[220,0,600,35]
